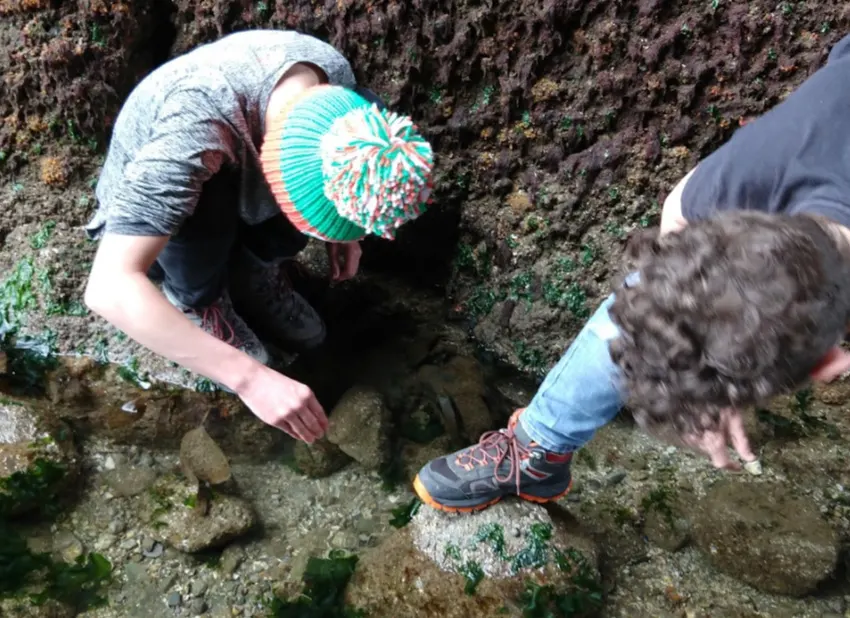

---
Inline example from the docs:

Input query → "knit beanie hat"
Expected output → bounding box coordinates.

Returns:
[260,85,434,242]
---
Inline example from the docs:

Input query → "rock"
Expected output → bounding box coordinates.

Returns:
[52,531,84,563]
[402,434,457,482]
[166,591,182,607]
[416,355,494,442]
[347,500,601,618]
[643,509,690,553]
[326,387,391,470]
[690,480,839,596]
[102,465,157,497]
[189,598,207,615]
[292,438,352,478]
[0,401,79,516]
[220,545,246,575]
[143,475,256,554]
[180,425,232,486]
[188,580,208,596]
[605,470,627,486]
[0,598,74,617]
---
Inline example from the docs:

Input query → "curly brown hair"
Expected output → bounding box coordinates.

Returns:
[608,211,850,438]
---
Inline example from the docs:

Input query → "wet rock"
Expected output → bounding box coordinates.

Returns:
[347,500,600,618]
[143,475,256,554]
[690,480,839,596]
[0,598,74,618]
[52,531,84,563]
[189,598,207,615]
[642,509,691,553]
[326,387,391,470]
[220,545,246,575]
[292,438,352,478]
[605,470,627,486]
[166,591,182,607]
[102,465,157,497]
[179,425,232,486]
[0,401,79,516]
[416,355,494,442]
[402,434,457,482]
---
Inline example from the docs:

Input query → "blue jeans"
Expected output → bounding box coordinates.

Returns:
[520,292,626,452]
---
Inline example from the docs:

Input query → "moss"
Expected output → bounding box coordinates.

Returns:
[29,221,56,249]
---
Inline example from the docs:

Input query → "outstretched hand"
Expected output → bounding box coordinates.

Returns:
[326,241,362,282]
[681,407,756,470]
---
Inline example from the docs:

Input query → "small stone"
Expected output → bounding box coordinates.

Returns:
[166,591,182,607]
[512,527,521,538]
[605,470,628,486]
[142,537,157,553]
[105,455,117,470]
[743,459,763,476]
[120,537,138,550]
[220,545,246,576]
[108,520,125,534]
[95,535,116,551]
[159,573,178,592]
[189,580,208,596]
[143,542,164,559]
[138,453,154,467]
[190,598,207,615]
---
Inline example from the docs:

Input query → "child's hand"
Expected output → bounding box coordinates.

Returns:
[326,241,362,282]
[682,407,756,470]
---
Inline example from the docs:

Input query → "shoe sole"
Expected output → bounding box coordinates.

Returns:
[413,474,573,514]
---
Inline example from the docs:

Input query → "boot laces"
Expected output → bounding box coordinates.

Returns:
[200,303,242,348]
[456,425,530,491]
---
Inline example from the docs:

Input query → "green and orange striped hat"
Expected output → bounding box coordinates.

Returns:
[260,85,434,242]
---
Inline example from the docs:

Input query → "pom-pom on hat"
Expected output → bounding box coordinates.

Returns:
[260,85,434,242]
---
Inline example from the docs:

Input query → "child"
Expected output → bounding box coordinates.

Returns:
[414,34,850,513]
[84,30,434,444]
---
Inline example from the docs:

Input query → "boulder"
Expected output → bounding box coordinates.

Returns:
[293,438,352,478]
[347,500,601,617]
[690,480,839,596]
[142,475,256,554]
[326,387,391,470]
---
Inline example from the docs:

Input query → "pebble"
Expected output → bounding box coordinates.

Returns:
[189,580,208,596]
[512,527,521,538]
[105,455,117,470]
[605,470,628,486]
[120,537,138,550]
[143,542,164,559]
[95,535,116,551]
[138,453,154,467]
[744,459,763,476]
[108,520,125,534]
[189,598,207,615]
[142,537,157,553]
[166,591,182,607]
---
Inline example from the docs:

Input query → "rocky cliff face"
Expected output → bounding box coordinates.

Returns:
[2,0,846,372]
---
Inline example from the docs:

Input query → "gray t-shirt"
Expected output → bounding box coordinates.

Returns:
[87,30,357,239]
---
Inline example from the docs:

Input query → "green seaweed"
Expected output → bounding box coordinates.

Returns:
[268,550,364,617]
[519,548,602,617]
[0,258,37,334]
[459,560,484,595]
[511,523,553,572]
[389,498,421,528]
[117,356,150,388]
[3,330,60,395]
[475,522,509,560]
[0,458,67,519]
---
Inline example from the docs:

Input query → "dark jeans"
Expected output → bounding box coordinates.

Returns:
[150,168,307,308]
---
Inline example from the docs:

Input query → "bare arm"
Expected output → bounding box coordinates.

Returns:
[659,166,698,237]
[84,233,261,393]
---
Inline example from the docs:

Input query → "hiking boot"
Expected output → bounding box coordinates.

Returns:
[228,248,326,353]
[413,409,573,513]
[163,286,270,375]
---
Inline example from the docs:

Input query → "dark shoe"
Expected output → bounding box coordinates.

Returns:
[413,409,573,513]
[163,286,270,374]
[229,249,326,353]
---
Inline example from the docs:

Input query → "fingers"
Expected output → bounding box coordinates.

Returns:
[683,429,739,471]
[328,243,341,281]
[725,408,756,462]
[281,416,314,443]
[307,395,329,432]
[341,243,361,280]
[810,346,850,383]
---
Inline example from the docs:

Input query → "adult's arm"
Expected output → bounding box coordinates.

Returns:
[659,166,698,237]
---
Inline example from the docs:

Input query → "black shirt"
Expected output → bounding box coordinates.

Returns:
[681,34,850,230]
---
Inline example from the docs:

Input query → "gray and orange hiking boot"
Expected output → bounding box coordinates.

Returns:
[413,409,573,513]
[229,248,326,354]
[163,286,271,381]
